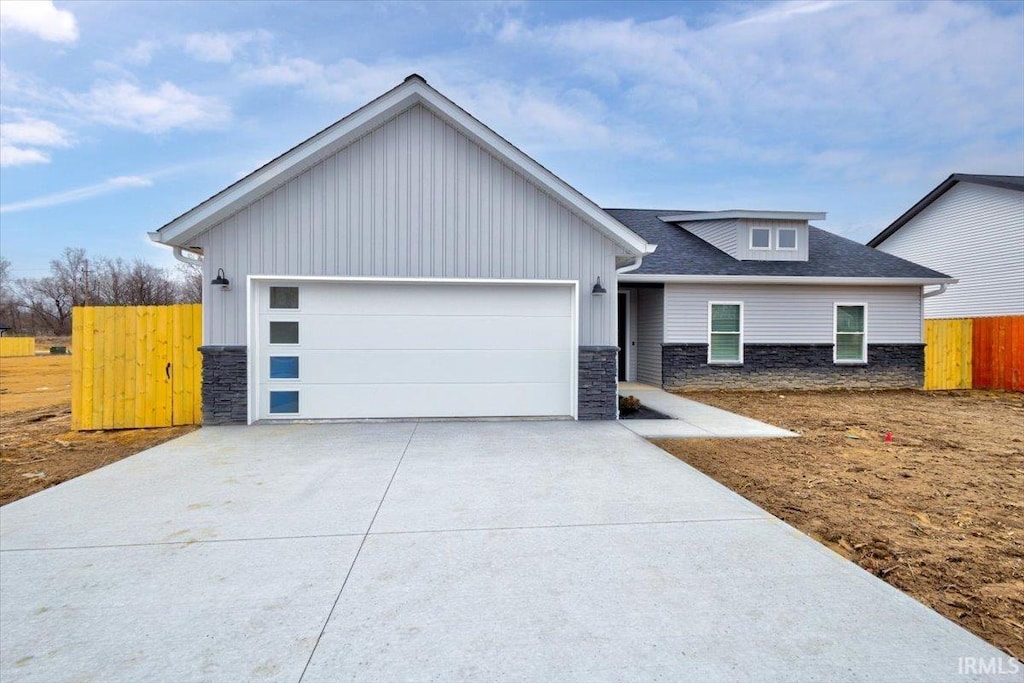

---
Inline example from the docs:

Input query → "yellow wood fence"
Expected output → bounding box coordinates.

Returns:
[72,304,202,430]
[0,337,36,357]
[923,318,973,390]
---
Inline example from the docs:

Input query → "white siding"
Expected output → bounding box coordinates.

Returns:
[684,220,739,257]
[193,103,627,346]
[664,284,922,344]
[876,183,1024,318]
[735,219,809,261]
[636,288,664,384]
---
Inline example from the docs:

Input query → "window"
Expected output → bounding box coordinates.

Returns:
[777,228,797,250]
[750,228,771,250]
[269,356,299,379]
[835,304,866,363]
[269,391,299,414]
[709,303,743,363]
[269,321,299,344]
[270,286,299,309]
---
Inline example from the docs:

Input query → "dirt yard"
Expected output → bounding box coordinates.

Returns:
[0,353,195,506]
[656,389,1024,660]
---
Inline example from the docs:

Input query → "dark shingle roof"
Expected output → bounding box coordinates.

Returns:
[867,173,1024,247]
[605,208,951,279]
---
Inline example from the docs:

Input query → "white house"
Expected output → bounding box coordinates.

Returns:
[868,174,1024,319]
[149,75,951,423]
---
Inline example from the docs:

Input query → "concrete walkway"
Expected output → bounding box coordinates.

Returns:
[0,422,1013,682]
[619,382,798,438]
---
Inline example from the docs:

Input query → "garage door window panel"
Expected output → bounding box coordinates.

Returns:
[268,391,299,414]
[270,286,300,309]
[269,356,299,379]
[269,321,299,344]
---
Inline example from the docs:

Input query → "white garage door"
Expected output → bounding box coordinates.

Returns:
[253,279,576,420]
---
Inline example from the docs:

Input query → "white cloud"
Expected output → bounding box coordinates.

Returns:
[124,39,161,66]
[241,57,324,87]
[0,175,153,213]
[0,116,73,167]
[0,145,49,167]
[183,30,270,63]
[68,81,231,134]
[0,0,78,44]
[495,1,1024,171]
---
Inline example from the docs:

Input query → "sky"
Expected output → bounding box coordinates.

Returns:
[1,0,1022,278]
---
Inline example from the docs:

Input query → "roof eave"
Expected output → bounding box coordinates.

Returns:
[660,210,827,223]
[618,274,957,286]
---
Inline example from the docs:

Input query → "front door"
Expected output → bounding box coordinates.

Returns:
[617,291,628,381]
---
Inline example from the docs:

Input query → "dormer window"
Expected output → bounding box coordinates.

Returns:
[777,228,797,250]
[750,228,771,250]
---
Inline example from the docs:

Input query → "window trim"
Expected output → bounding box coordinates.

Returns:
[833,302,868,364]
[776,227,798,251]
[749,227,772,251]
[707,301,744,365]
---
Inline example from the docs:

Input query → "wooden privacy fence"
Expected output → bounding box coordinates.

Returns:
[924,316,1023,391]
[0,337,35,357]
[72,304,203,430]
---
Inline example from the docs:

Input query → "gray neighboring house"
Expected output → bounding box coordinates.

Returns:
[150,75,951,423]
[867,174,1024,319]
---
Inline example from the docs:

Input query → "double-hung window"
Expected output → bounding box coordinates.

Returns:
[709,303,743,363]
[835,304,867,363]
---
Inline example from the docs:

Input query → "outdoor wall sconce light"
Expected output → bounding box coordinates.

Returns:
[211,268,231,291]
[592,277,607,295]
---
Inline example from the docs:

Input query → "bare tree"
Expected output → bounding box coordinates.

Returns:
[175,259,203,303]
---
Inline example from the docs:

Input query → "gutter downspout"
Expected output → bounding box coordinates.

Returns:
[922,283,948,298]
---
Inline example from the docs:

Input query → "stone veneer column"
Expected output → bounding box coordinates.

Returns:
[198,346,248,425]
[578,346,618,420]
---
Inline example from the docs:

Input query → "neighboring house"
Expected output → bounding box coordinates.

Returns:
[149,75,950,423]
[867,174,1024,319]
[608,209,951,391]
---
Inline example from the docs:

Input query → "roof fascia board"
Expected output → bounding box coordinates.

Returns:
[660,210,827,222]
[153,78,652,256]
[618,274,957,286]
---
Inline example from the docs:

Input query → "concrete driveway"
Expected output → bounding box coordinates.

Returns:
[0,422,1014,682]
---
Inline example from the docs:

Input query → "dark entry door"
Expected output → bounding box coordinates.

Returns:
[617,292,627,381]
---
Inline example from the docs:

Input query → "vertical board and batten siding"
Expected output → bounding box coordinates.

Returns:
[636,288,664,385]
[875,182,1024,319]
[923,319,973,390]
[192,103,626,347]
[973,315,1024,391]
[735,219,810,262]
[683,220,739,258]
[663,284,923,344]
[0,337,35,357]
[71,304,202,429]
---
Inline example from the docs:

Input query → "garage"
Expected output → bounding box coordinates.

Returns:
[252,279,577,421]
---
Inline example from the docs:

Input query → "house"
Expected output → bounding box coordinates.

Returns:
[607,209,952,390]
[149,75,951,423]
[867,174,1024,319]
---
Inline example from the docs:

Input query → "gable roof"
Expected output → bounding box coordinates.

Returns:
[150,75,653,256]
[606,208,953,283]
[867,173,1024,247]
